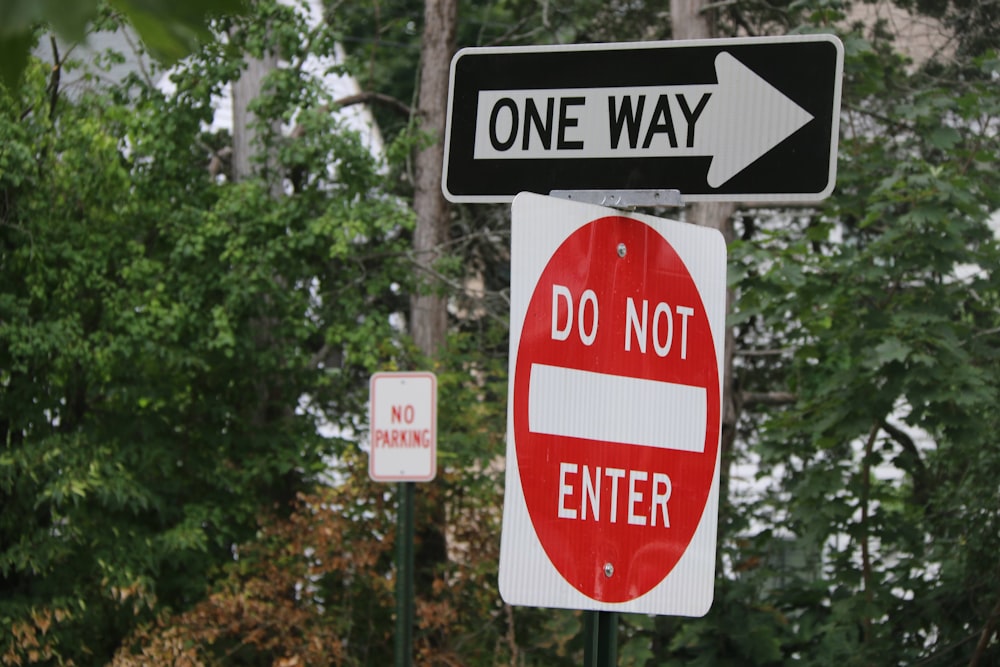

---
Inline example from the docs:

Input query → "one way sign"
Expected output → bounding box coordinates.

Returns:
[442,35,843,204]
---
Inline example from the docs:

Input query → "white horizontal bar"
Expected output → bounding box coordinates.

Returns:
[528,364,706,453]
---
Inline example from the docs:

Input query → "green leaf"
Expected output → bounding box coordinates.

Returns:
[928,126,961,150]
[0,32,35,88]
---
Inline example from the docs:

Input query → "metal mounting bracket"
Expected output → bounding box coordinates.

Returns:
[549,189,684,209]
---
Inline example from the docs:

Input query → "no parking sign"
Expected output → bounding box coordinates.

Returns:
[499,192,726,616]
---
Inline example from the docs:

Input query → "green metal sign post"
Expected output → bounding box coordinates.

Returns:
[394,481,415,667]
[369,372,437,667]
[583,610,618,667]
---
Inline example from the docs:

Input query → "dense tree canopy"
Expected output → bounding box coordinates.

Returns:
[1,5,415,662]
[1,0,998,665]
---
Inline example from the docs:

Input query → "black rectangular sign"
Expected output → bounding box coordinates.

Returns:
[442,35,843,204]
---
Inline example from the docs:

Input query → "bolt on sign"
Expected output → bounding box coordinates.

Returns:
[369,372,437,482]
[498,193,726,616]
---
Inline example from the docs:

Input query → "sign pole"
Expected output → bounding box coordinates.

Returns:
[395,481,415,667]
[368,371,436,667]
[583,611,618,667]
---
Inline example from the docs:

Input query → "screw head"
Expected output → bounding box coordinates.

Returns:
[617,243,627,258]
[603,562,614,578]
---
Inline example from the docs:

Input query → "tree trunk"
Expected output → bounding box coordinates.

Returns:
[232,52,279,183]
[671,0,716,40]
[671,0,739,558]
[409,0,457,627]
[683,201,736,443]
[231,47,299,504]
[410,0,457,358]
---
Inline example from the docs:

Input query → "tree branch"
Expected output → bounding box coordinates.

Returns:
[879,418,932,507]
[47,36,61,120]
[860,422,880,647]
[969,590,1000,667]
[736,347,790,357]
[333,91,412,118]
[741,391,796,407]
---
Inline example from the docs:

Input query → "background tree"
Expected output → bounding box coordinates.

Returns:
[0,5,415,663]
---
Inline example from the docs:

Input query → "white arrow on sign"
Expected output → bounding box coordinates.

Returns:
[473,52,814,188]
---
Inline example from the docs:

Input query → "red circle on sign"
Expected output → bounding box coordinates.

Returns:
[512,216,720,603]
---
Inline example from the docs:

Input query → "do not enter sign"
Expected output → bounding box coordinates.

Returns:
[499,193,726,616]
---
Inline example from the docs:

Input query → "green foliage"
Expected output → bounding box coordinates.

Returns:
[108,462,393,666]
[0,0,248,87]
[0,5,414,662]
[723,14,1000,666]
